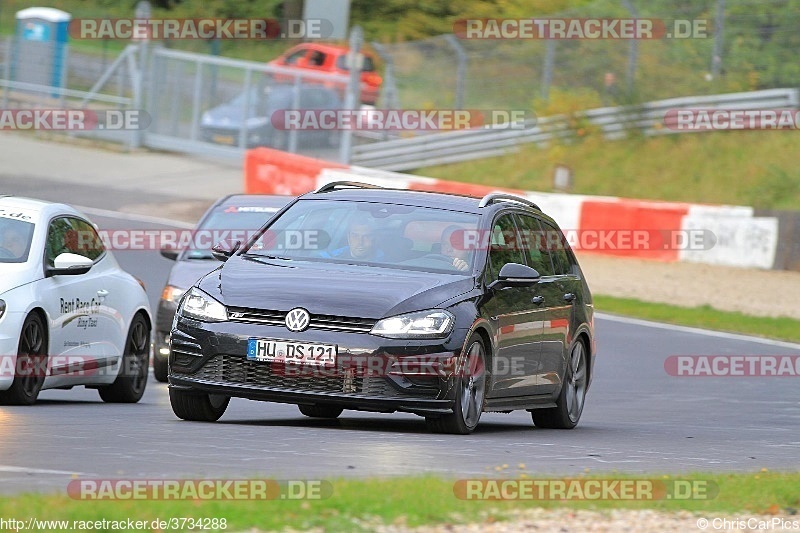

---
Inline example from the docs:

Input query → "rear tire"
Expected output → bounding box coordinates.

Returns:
[170,388,230,422]
[98,314,150,403]
[298,404,343,418]
[426,333,487,435]
[0,313,47,406]
[532,340,588,429]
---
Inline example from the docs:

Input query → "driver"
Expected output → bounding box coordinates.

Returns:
[326,215,385,261]
[0,224,28,259]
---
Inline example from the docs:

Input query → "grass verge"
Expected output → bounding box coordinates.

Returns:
[594,295,800,344]
[0,472,798,531]
[417,130,800,211]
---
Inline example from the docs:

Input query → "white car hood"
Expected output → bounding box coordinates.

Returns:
[0,264,39,295]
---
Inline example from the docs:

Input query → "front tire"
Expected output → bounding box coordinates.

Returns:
[0,313,47,406]
[153,354,168,383]
[170,388,230,422]
[98,314,150,403]
[426,333,487,435]
[299,404,343,418]
[532,340,588,429]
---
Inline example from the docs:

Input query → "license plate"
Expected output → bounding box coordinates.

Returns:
[247,338,336,366]
[212,134,235,145]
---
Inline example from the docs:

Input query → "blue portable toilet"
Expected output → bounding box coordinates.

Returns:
[13,7,71,93]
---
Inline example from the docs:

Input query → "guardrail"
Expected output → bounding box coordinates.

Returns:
[351,88,800,171]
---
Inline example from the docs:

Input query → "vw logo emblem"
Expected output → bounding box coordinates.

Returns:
[285,308,310,332]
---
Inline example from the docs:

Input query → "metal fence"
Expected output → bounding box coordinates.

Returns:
[370,0,800,112]
[0,37,364,161]
[352,88,800,171]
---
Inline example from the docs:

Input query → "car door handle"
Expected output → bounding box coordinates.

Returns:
[563,293,576,303]
[97,289,109,298]
[531,296,545,305]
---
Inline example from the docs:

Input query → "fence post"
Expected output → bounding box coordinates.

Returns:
[444,34,467,109]
[371,42,399,110]
[711,0,725,79]
[621,0,639,97]
[338,25,363,164]
[132,1,151,149]
[2,37,11,109]
[542,39,555,101]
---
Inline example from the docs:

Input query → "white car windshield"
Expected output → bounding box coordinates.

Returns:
[243,199,479,275]
[0,217,35,263]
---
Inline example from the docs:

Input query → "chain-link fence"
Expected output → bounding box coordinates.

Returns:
[371,0,800,113]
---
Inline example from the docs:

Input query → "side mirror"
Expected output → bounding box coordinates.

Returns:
[48,253,93,277]
[211,240,241,262]
[160,247,179,261]
[488,263,540,290]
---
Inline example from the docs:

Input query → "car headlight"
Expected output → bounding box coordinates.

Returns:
[161,285,186,304]
[246,116,269,128]
[0,299,5,320]
[371,309,455,339]
[178,288,227,322]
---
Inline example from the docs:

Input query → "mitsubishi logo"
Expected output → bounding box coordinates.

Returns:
[285,308,310,332]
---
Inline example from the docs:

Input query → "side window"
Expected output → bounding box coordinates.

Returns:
[486,214,525,280]
[539,220,571,276]
[70,218,105,261]
[284,49,307,65]
[515,214,555,277]
[308,51,326,67]
[45,217,105,267]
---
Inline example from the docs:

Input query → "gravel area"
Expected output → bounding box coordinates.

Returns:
[576,253,800,320]
[370,509,800,532]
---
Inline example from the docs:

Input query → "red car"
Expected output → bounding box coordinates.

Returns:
[268,43,382,105]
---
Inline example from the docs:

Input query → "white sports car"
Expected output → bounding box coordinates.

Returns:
[0,196,152,405]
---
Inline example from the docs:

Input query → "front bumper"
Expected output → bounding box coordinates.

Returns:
[168,316,468,416]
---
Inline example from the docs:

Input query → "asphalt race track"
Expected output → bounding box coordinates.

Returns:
[0,201,798,495]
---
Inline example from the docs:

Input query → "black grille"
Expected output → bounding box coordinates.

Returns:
[192,355,436,399]
[227,307,376,333]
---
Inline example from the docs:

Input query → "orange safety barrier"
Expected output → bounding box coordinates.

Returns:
[244,148,348,195]
[578,199,690,261]
[408,180,525,198]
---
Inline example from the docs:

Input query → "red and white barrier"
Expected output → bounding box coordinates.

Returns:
[244,148,780,270]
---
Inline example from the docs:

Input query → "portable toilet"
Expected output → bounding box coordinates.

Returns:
[13,7,71,93]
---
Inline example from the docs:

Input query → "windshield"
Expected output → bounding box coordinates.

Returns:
[243,199,479,275]
[0,217,35,263]
[184,206,282,259]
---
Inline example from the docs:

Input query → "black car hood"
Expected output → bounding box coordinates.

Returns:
[198,256,474,319]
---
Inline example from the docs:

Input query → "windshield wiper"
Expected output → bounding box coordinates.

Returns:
[242,252,292,261]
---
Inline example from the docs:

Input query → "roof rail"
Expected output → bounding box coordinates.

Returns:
[478,192,541,211]
[313,181,385,194]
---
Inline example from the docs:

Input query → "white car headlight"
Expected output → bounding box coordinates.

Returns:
[371,309,455,339]
[0,299,5,320]
[178,288,227,322]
